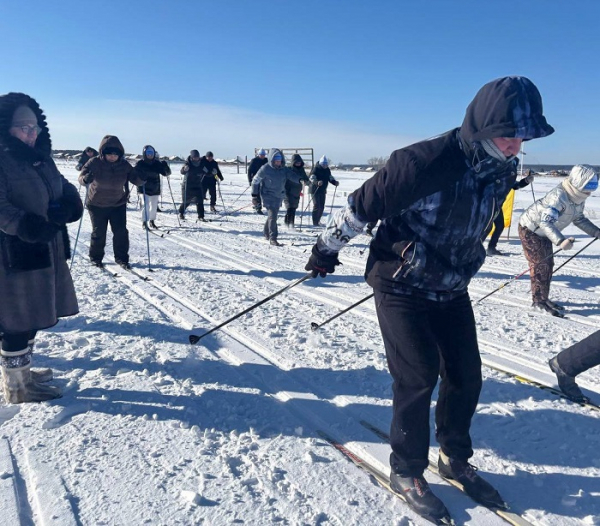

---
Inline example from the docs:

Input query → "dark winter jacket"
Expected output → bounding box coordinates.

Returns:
[0,92,82,332]
[316,76,554,300]
[248,155,268,185]
[251,149,302,209]
[134,147,169,196]
[79,136,144,208]
[180,156,207,190]
[284,154,309,209]
[76,147,98,171]
[198,156,223,186]
[309,163,337,194]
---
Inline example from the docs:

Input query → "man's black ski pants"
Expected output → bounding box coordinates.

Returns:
[374,290,482,477]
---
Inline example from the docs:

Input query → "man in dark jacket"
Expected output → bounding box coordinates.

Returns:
[200,151,223,213]
[284,153,309,228]
[79,135,145,269]
[134,145,169,229]
[304,76,554,523]
[248,149,268,214]
[76,147,98,171]
[309,155,338,226]
[179,149,207,221]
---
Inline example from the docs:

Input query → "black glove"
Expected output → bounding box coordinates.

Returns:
[305,244,341,278]
[331,180,339,187]
[251,194,260,207]
[47,197,83,225]
[16,213,60,244]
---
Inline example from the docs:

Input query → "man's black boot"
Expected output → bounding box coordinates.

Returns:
[438,452,507,509]
[390,473,452,524]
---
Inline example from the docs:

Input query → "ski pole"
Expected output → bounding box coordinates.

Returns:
[303,186,317,214]
[222,203,252,217]
[301,185,318,229]
[216,179,227,220]
[70,185,89,271]
[551,237,597,276]
[299,185,305,231]
[166,176,181,227]
[311,293,374,331]
[220,187,251,219]
[142,184,153,271]
[329,185,338,217]
[475,247,563,304]
[189,273,313,344]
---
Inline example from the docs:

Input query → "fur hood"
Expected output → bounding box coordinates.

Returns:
[0,92,52,161]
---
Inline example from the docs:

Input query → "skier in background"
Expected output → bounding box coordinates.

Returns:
[309,155,339,226]
[133,145,170,229]
[518,164,600,316]
[248,148,268,214]
[304,76,554,523]
[179,150,207,221]
[251,148,301,246]
[283,153,309,229]
[76,146,98,171]
[79,135,145,269]
[200,151,223,213]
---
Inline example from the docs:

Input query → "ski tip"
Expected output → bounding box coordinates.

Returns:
[310,322,319,331]
[189,334,200,345]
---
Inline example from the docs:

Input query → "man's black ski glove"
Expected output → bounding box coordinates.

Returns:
[305,244,341,278]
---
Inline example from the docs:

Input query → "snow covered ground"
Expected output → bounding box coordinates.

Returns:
[1,161,599,526]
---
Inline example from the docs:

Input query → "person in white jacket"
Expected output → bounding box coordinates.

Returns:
[518,164,600,316]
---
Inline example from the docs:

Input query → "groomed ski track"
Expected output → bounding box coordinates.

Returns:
[3,165,599,525]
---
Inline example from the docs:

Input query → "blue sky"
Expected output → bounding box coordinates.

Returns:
[1,0,598,164]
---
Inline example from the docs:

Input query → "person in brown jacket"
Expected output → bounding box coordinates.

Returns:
[79,135,145,269]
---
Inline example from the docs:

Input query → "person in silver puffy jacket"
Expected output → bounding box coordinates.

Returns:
[251,148,301,246]
[518,164,600,316]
